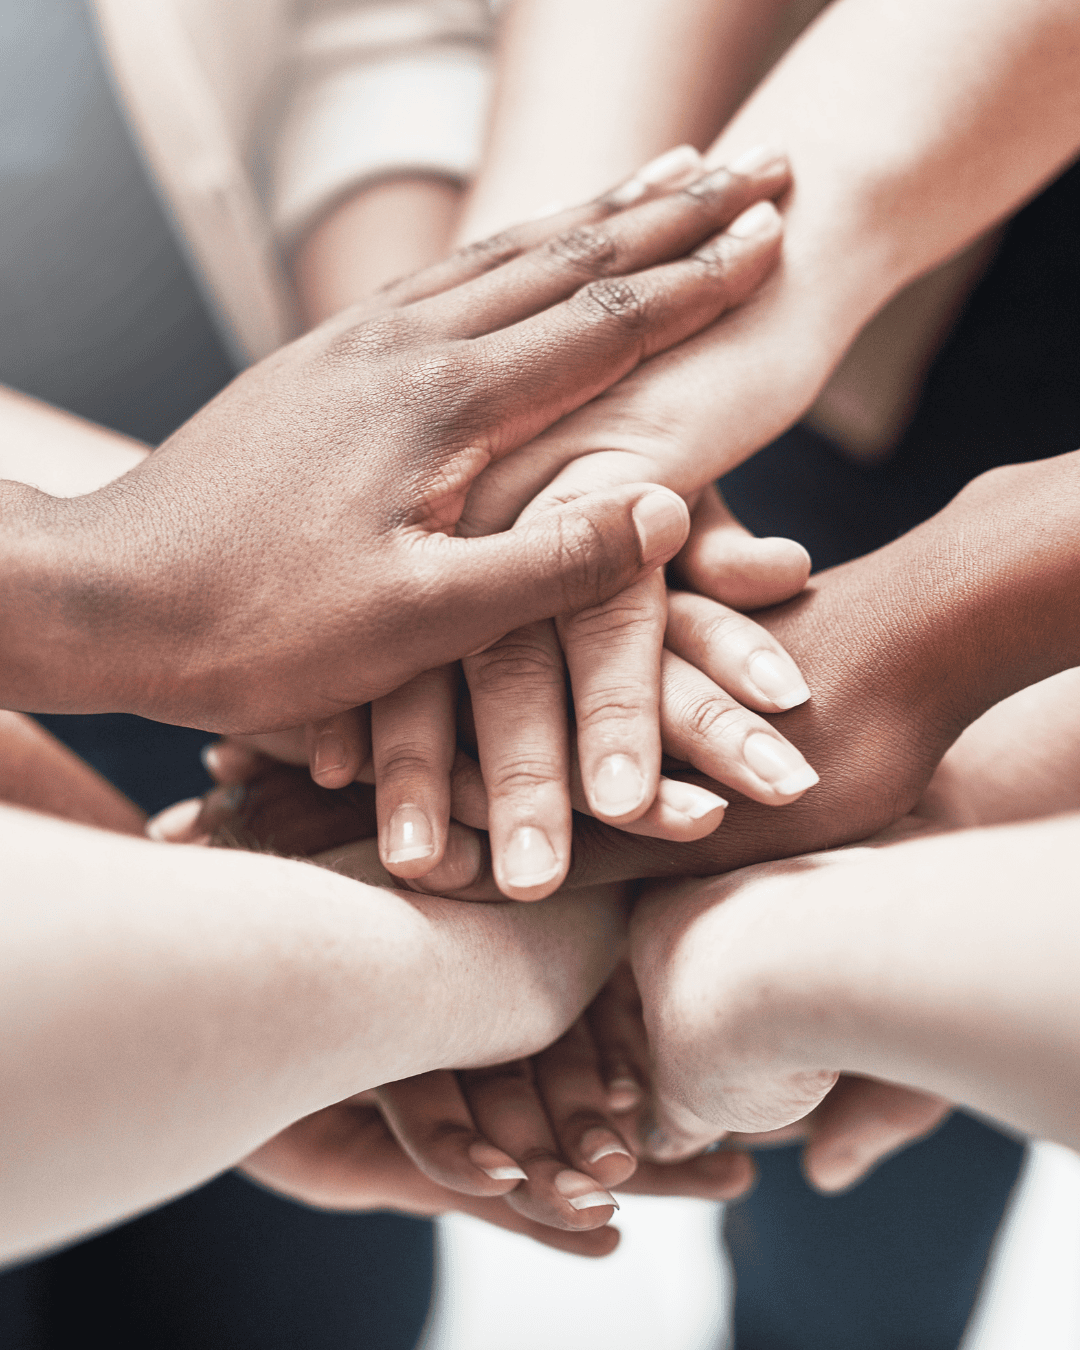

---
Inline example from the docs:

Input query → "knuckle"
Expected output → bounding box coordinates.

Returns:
[375,747,440,781]
[321,311,417,365]
[546,511,621,612]
[690,240,736,282]
[698,608,749,652]
[486,759,566,795]
[454,231,525,275]
[546,225,619,274]
[573,277,652,332]
[564,592,658,644]
[573,689,648,729]
[468,640,563,697]
[678,693,746,746]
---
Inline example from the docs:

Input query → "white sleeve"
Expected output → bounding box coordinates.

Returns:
[270,0,495,248]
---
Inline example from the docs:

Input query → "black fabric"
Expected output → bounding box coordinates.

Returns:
[0,1175,434,1350]
[725,1114,1024,1350]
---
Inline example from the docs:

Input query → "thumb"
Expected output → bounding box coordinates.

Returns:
[414,484,690,663]
[673,483,811,609]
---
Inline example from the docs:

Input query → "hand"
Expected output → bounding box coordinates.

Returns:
[5,164,790,732]
[371,964,753,1236]
[242,1096,617,1259]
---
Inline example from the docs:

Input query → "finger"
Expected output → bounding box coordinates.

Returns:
[802,1077,951,1194]
[371,145,708,313]
[200,739,271,786]
[661,650,819,804]
[667,590,810,714]
[449,749,488,829]
[200,766,378,855]
[464,621,571,901]
[408,483,691,676]
[376,1072,529,1197]
[464,198,784,459]
[532,1021,638,1190]
[559,569,665,825]
[584,964,650,1114]
[403,820,488,896]
[460,1061,619,1230]
[145,797,210,845]
[306,707,371,789]
[673,483,812,610]
[637,1088,730,1163]
[371,666,457,878]
[616,1149,756,1202]
[411,156,789,341]
[246,1102,619,1257]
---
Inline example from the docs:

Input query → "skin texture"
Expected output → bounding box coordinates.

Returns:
[0,172,795,733]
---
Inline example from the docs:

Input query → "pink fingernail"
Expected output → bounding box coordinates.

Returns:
[554,1170,619,1211]
[727,200,781,240]
[607,145,704,206]
[728,144,785,176]
[580,1127,633,1166]
[145,798,202,842]
[385,805,435,865]
[632,489,690,567]
[468,1141,527,1182]
[592,754,647,816]
[504,827,560,889]
[312,732,348,780]
[742,733,819,795]
[658,780,728,821]
[746,651,810,710]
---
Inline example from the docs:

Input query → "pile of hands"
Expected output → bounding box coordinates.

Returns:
[142,148,984,1256]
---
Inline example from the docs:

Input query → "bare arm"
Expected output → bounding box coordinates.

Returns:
[632,811,1080,1150]
[0,807,621,1264]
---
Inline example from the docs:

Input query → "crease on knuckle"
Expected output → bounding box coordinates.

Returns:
[322,312,416,365]
[690,241,735,282]
[573,277,651,332]
[573,689,648,729]
[547,226,619,274]
[376,747,440,780]
[677,693,745,748]
[486,759,565,795]
[454,231,525,274]
[468,642,563,697]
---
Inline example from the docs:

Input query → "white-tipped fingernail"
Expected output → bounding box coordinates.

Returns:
[528,199,568,221]
[569,1190,620,1211]
[728,200,781,240]
[145,797,202,842]
[592,754,647,817]
[504,826,560,889]
[580,1130,633,1165]
[312,732,348,780]
[385,805,435,865]
[606,1075,643,1111]
[747,651,811,710]
[555,1169,620,1210]
[659,780,728,820]
[469,1141,528,1182]
[728,144,784,175]
[742,733,819,796]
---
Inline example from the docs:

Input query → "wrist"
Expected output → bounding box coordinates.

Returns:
[0,483,139,715]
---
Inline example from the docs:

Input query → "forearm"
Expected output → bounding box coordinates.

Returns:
[0,807,623,1261]
[459,0,797,242]
[292,177,463,327]
[736,817,1080,1148]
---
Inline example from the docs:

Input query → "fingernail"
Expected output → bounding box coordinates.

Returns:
[592,754,647,816]
[728,143,784,176]
[812,1149,868,1193]
[727,200,781,240]
[636,144,703,188]
[742,733,819,795]
[385,805,435,865]
[145,797,203,842]
[468,1141,527,1182]
[607,144,703,206]
[632,489,690,567]
[504,826,560,889]
[746,651,811,710]
[579,1127,633,1166]
[209,784,246,812]
[200,744,225,778]
[312,732,348,780]
[606,1075,644,1112]
[528,198,568,220]
[554,1170,619,1211]
[658,779,728,821]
